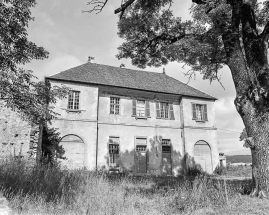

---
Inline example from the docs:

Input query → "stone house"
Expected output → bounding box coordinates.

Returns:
[45,63,219,175]
[0,102,31,160]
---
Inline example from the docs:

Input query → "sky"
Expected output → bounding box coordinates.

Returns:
[25,0,249,155]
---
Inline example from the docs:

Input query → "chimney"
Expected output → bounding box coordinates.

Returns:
[88,56,95,63]
[163,68,166,74]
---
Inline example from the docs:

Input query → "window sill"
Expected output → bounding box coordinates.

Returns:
[61,108,86,113]
[195,120,207,123]
[135,116,148,120]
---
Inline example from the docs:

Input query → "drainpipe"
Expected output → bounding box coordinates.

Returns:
[96,88,100,172]
[180,97,186,156]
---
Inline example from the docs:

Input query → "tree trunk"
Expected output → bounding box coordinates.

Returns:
[224,37,269,196]
[240,99,269,197]
[36,121,43,164]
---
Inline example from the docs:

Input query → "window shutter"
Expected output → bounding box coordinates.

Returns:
[132,99,136,116]
[192,103,196,120]
[156,102,161,118]
[146,101,150,117]
[204,104,208,121]
[169,104,175,120]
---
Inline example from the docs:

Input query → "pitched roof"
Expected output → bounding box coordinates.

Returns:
[47,63,216,100]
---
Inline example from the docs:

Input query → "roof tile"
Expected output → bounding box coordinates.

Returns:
[47,63,216,100]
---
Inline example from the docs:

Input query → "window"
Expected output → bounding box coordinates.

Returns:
[68,91,80,110]
[110,97,120,115]
[160,102,169,119]
[108,137,120,167]
[136,100,146,117]
[136,145,147,152]
[135,137,147,152]
[162,139,171,153]
[156,102,175,120]
[192,103,208,121]
[132,99,150,118]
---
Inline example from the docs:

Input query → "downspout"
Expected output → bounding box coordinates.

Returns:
[96,87,100,171]
[179,96,186,156]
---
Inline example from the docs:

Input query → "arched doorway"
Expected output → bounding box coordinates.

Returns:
[193,141,213,174]
[59,134,85,169]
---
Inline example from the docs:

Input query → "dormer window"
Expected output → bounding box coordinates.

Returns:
[68,91,80,110]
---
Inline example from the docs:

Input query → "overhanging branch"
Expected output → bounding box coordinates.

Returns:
[114,0,136,18]
[83,0,108,14]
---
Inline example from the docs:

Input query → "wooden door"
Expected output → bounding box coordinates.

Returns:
[162,145,172,175]
[135,145,147,174]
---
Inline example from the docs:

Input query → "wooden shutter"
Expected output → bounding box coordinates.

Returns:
[146,101,150,117]
[192,103,196,120]
[132,99,136,116]
[203,104,208,121]
[169,104,175,120]
[156,102,161,118]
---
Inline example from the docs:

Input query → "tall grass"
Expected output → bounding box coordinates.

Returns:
[0,159,260,215]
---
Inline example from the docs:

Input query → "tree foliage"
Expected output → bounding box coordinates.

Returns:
[87,0,269,196]
[0,0,69,123]
[0,0,69,164]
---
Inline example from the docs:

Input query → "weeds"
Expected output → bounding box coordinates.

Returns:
[0,159,263,215]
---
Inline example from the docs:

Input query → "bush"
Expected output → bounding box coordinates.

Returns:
[214,165,227,175]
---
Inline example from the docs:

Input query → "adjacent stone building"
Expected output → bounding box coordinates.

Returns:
[46,63,219,175]
[0,102,31,160]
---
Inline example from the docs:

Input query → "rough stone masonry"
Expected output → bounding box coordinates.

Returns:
[0,102,31,160]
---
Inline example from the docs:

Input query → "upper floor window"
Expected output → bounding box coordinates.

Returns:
[132,99,150,118]
[192,103,208,121]
[68,91,80,110]
[110,97,120,115]
[156,102,175,120]
[160,102,169,119]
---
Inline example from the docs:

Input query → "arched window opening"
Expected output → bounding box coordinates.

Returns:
[194,141,213,174]
[59,134,85,169]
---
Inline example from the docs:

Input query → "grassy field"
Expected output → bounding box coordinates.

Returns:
[0,160,267,215]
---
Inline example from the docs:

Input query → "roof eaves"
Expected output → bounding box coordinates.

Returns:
[46,76,217,100]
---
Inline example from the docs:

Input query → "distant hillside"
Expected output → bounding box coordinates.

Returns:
[226,155,252,163]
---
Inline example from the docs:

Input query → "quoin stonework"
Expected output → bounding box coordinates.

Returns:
[45,63,219,176]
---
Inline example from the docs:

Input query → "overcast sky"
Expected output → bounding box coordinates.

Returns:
[25,0,249,155]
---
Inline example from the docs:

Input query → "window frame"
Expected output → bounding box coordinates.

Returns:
[110,97,120,115]
[135,136,147,152]
[160,102,169,119]
[136,99,146,117]
[108,136,120,168]
[132,99,150,119]
[67,90,80,110]
[192,103,208,122]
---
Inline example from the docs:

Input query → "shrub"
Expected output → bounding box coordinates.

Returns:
[214,165,227,175]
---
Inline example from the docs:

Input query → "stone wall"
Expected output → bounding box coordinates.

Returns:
[0,102,31,159]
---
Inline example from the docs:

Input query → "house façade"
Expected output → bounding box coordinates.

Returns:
[45,62,219,176]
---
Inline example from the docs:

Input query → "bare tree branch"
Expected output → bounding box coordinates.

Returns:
[83,0,108,14]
